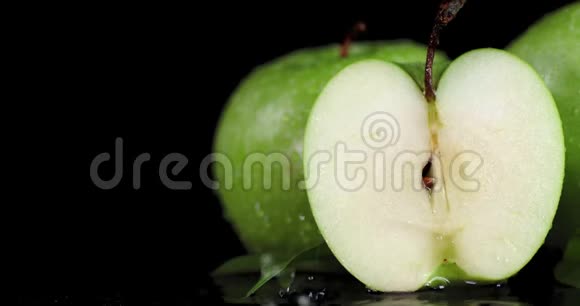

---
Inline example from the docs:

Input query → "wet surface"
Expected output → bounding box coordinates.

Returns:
[214,272,580,305]
[15,246,577,305]
[15,273,579,305]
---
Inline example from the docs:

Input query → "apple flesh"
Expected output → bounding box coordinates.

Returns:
[508,2,580,249]
[304,49,565,291]
[213,41,449,255]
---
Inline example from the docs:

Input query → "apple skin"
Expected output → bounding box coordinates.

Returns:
[508,3,580,249]
[213,41,450,255]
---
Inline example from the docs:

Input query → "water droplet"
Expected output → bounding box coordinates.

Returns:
[435,235,444,241]
[278,289,287,298]
[315,288,326,300]
[260,253,273,267]
[465,280,477,285]
[299,215,306,221]
[367,288,382,295]
[426,276,450,290]
[297,295,311,306]
[255,202,265,217]
[307,275,315,281]
[297,180,306,190]
[277,269,296,290]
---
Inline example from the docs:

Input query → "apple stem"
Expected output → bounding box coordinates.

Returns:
[340,22,367,58]
[425,0,466,102]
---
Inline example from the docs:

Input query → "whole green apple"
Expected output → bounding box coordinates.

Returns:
[508,3,580,248]
[213,41,449,255]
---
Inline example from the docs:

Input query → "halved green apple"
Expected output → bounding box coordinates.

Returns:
[303,49,565,292]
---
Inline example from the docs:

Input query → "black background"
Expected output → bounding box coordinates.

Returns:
[34,0,578,304]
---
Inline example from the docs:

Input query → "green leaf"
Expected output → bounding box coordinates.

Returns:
[211,254,261,277]
[212,243,346,298]
[555,230,580,288]
[244,245,324,297]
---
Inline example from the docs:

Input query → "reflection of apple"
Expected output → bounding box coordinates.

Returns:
[213,41,450,255]
[508,2,580,248]
[304,49,565,291]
